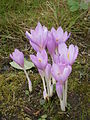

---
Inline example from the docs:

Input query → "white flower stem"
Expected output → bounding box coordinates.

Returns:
[47,78,53,97]
[60,98,65,111]
[65,80,68,107]
[60,84,65,111]
[52,77,56,85]
[41,76,47,92]
[41,76,49,100]
[47,80,50,96]
[23,68,32,92]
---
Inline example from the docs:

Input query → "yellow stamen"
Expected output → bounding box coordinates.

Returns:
[38,59,42,62]
[67,52,70,60]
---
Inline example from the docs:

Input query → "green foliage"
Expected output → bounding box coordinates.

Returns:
[25,90,29,96]
[80,2,88,10]
[67,0,88,12]
[10,58,34,70]
[38,114,47,120]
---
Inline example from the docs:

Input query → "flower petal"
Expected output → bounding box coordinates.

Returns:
[56,82,63,98]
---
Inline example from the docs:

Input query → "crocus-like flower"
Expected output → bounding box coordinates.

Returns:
[10,49,32,92]
[51,63,72,110]
[26,22,48,52]
[10,49,24,68]
[51,63,72,83]
[51,27,71,44]
[47,31,56,56]
[30,49,48,70]
[58,43,78,65]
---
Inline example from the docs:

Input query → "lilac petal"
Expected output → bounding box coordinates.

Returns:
[41,26,48,48]
[14,49,24,67]
[41,49,48,65]
[30,29,35,34]
[59,54,68,64]
[57,26,63,32]
[18,53,24,67]
[56,82,63,98]
[68,32,71,39]
[58,64,65,73]
[57,27,63,37]
[10,54,14,60]
[35,22,43,32]
[31,50,47,70]
[30,41,40,52]
[30,55,42,69]
[47,32,56,55]
[26,31,41,51]
[10,49,24,67]
[51,27,56,33]
[45,64,51,79]
[37,52,44,62]
[63,31,68,42]
[68,44,75,64]
[25,31,32,41]
[62,65,72,82]
[63,32,71,42]
[43,26,48,32]
[51,63,61,81]
[58,43,67,55]
[74,46,78,61]
[52,54,60,63]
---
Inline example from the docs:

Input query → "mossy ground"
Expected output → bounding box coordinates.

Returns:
[0,0,90,120]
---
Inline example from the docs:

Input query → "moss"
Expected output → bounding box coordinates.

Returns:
[0,72,26,118]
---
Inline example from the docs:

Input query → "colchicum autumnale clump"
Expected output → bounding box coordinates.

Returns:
[10,22,78,111]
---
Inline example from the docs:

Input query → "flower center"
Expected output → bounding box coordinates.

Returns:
[57,72,60,75]
[67,52,70,60]
[56,38,59,42]
[39,45,43,51]
[38,58,42,62]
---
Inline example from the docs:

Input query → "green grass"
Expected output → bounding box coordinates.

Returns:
[0,0,89,119]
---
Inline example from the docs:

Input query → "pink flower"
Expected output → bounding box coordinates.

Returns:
[51,63,72,83]
[30,49,48,70]
[26,22,48,52]
[10,49,24,68]
[51,27,71,45]
[47,31,56,55]
[58,43,78,65]
[51,63,72,98]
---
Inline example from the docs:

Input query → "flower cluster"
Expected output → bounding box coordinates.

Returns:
[10,22,78,111]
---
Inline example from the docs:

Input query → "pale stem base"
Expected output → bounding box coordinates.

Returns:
[23,68,32,92]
